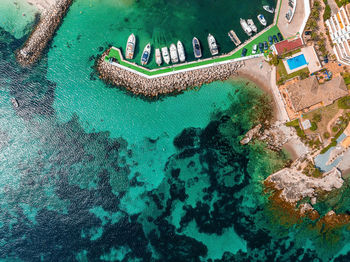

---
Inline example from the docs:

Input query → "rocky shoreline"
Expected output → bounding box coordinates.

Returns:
[16,0,72,66]
[97,49,245,97]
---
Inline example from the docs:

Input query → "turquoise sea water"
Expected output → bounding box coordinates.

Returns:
[1,0,350,261]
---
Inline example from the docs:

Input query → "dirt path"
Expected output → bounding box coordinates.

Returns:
[326,109,344,134]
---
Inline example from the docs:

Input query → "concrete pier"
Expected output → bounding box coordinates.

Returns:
[16,0,73,66]
[98,49,246,97]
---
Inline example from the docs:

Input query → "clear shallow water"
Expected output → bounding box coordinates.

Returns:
[1,0,350,261]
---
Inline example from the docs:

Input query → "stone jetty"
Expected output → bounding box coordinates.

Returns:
[97,49,245,97]
[16,0,73,66]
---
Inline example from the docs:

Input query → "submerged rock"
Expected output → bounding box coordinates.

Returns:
[240,124,261,145]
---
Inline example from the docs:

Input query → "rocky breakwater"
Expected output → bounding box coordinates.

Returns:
[97,50,244,97]
[16,0,73,66]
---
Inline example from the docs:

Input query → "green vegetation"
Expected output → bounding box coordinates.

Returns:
[286,119,306,139]
[312,113,322,123]
[303,159,323,177]
[276,60,310,84]
[335,0,350,7]
[332,125,339,133]
[310,122,318,131]
[341,72,350,86]
[320,139,337,154]
[280,49,302,59]
[323,3,331,21]
[323,131,330,139]
[338,96,350,109]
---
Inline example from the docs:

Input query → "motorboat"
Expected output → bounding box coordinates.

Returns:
[11,98,19,108]
[125,33,136,60]
[177,41,186,62]
[247,19,257,33]
[207,33,219,55]
[263,5,274,13]
[161,47,170,64]
[170,43,179,63]
[240,18,252,36]
[155,48,162,66]
[257,14,267,26]
[192,37,202,58]
[141,43,151,65]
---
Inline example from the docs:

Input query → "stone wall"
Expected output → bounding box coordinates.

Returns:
[97,50,244,97]
[16,0,73,66]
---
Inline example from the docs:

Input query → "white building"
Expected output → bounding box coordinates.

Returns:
[326,6,350,65]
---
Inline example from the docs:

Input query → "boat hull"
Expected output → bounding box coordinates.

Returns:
[141,43,151,65]
[125,33,136,60]
[192,37,202,58]
[177,41,186,62]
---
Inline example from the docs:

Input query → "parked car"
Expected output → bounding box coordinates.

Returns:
[277,32,284,41]
[241,48,248,57]
[268,36,273,45]
[273,35,279,43]
[258,42,264,53]
[252,44,258,54]
[263,41,268,50]
[305,30,312,35]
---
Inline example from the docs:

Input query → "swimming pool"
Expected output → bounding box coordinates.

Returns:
[286,54,307,70]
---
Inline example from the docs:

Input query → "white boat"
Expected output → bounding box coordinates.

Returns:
[177,41,186,62]
[240,18,252,36]
[228,30,241,46]
[161,47,170,64]
[125,33,136,60]
[257,14,267,26]
[170,44,179,63]
[263,5,274,13]
[155,48,162,66]
[247,19,257,33]
[141,43,151,65]
[207,33,219,55]
[11,98,19,108]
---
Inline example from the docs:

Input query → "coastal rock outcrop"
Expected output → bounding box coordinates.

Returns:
[240,124,261,145]
[265,167,343,204]
[16,0,73,66]
[97,49,245,97]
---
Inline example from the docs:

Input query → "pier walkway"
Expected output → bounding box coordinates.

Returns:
[104,0,283,78]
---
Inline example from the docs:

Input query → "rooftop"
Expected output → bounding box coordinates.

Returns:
[274,37,303,55]
[286,75,348,112]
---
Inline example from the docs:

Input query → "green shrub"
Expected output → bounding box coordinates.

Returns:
[338,96,350,109]
[323,5,331,21]
[323,132,330,139]
[286,119,300,127]
[320,140,337,154]
[332,126,339,133]
[312,113,322,123]
[310,122,318,131]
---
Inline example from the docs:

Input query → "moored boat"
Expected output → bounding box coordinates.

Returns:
[207,33,219,56]
[192,37,202,58]
[240,18,252,36]
[125,33,136,60]
[257,14,267,26]
[177,41,186,62]
[11,98,19,108]
[170,43,179,63]
[155,48,162,66]
[228,30,241,46]
[161,47,170,64]
[141,43,151,65]
[247,19,257,33]
[263,5,274,13]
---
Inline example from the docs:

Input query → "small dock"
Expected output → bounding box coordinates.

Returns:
[228,30,242,46]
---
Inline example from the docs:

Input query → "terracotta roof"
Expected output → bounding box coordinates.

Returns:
[286,76,348,112]
[275,38,303,55]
